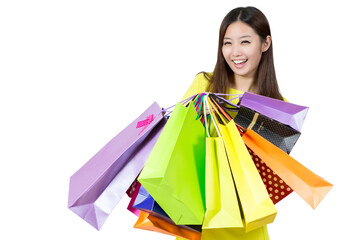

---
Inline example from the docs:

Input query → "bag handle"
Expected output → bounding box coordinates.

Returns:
[211,94,240,111]
[161,94,199,118]
[209,95,232,122]
[203,95,221,138]
[203,95,210,137]
[207,95,233,139]
[207,96,228,126]
[195,93,206,120]
[209,94,246,134]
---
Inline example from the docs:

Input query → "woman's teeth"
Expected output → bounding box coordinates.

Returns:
[233,59,247,64]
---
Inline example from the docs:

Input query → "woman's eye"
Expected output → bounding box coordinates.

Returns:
[241,40,250,44]
[223,41,231,45]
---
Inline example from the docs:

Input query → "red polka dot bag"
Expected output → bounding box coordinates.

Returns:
[247,147,293,204]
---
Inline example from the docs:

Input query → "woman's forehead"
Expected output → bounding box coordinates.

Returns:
[224,21,256,38]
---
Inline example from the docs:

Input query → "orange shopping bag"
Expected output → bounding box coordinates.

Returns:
[134,211,201,240]
[242,129,333,209]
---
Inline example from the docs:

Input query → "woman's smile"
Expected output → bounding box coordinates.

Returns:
[232,59,248,68]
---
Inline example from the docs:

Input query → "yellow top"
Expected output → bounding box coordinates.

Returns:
[182,73,244,104]
[182,72,287,103]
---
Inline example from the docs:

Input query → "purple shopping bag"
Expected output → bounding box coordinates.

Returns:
[240,92,309,132]
[68,102,166,230]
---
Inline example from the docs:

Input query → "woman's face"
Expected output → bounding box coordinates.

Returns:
[222,21,271,81]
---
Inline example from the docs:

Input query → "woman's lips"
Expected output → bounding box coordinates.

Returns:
[233,59,247,69]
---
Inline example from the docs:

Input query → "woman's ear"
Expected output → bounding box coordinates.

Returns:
[262,35,272,52]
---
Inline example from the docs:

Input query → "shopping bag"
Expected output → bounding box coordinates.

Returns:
[219,121,277,231]
[207,98,277,232]
[134,211,201,240]
[240,92,308,132]
[126,178,140,198]
[247,147,293,204]
[133,184,170,220]
[68,102,166,230]
[242,129,333,209]
[127,180,141,216]
[132,184,202,232]
[234,106,301,153]
[202,95,243,230]
[138,101,206,225]
[202,138,243,230]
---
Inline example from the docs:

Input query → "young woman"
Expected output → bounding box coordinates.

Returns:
[182,6,284,102]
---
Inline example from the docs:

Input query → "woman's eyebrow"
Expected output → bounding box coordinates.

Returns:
[224,35,252,40]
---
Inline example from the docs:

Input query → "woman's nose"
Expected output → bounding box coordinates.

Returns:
[232,44,243,57]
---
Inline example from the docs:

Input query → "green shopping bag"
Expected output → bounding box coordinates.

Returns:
[138,101,206,225]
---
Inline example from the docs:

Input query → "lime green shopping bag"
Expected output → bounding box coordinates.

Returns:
[138,102,206,225]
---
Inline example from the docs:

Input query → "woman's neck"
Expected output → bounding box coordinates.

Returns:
[232,74,256,93]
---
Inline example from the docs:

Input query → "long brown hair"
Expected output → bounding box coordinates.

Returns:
[205,6,283,100]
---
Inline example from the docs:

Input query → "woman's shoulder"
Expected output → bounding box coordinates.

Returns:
[189,71,214,90]
[181,72,212,101]
[194,71,212,82]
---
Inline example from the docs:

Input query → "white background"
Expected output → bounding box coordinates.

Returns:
[0,0,358,239]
